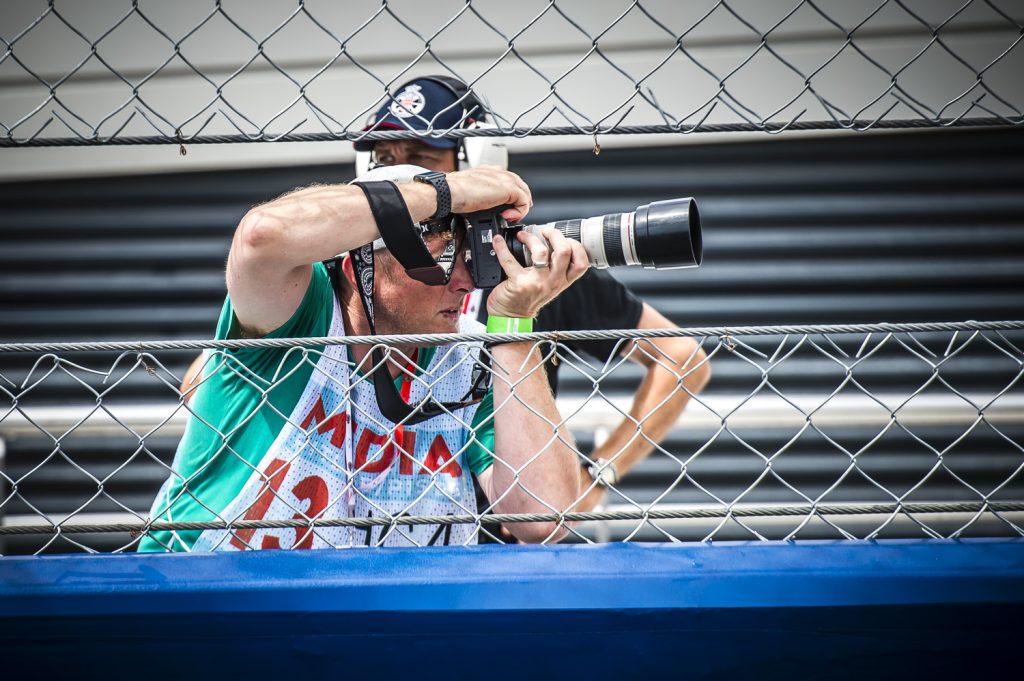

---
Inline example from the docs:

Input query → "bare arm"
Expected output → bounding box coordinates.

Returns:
[575,303,712,511]
[179,354,206,403]
[227,184,401,337]
[478,341,582,543]
[476,229,589,543]
[227,167,533,337]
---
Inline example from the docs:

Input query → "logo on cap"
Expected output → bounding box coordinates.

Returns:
[390,84,426,119]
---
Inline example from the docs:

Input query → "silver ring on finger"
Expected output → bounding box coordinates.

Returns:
[532,260,550,269]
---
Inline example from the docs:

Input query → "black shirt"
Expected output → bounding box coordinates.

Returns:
[476,268,645,396]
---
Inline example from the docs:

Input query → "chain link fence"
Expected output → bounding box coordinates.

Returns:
[1,321,1022,554]
[1,0,1022,147]
[2,2,1022,557]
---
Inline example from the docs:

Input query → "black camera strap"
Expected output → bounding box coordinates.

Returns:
[325,205,488,425]
[351,180,454,285]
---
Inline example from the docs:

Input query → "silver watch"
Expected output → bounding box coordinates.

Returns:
[587,458,618,487]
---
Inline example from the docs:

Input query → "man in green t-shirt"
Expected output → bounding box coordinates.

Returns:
[141,158,589,552]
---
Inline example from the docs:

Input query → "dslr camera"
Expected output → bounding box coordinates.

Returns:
[457,198,703,289]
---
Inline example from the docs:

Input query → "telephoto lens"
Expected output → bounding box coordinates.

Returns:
[513,197,702,270]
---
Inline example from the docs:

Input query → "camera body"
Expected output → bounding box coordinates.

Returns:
[458,198,703,290]
[460,207,516,289]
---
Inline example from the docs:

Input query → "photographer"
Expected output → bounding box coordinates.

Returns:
[172,75,711,547]
[350,76,711,523]
[143,161,588,551]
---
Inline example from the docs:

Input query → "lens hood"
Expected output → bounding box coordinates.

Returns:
[633,198,702,269]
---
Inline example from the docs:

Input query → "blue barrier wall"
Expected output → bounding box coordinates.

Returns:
[2,539,1023,680]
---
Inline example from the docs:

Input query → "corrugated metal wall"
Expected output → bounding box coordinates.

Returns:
[1,127,1022,552]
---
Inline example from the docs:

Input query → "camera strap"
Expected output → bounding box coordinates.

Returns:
[325,256,486,427]
[351,180,455,285]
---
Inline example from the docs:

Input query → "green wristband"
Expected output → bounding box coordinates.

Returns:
[486,315,534,333]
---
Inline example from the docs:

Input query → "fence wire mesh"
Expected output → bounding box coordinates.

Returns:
[1,321,1022,554]
[1,0,1022,147]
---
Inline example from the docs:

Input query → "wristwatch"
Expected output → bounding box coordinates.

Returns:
[586,458,618,487]
[413,171,451,222]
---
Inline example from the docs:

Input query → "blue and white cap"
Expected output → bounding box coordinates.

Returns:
[354,77,481,151]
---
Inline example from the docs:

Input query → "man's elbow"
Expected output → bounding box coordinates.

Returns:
[509,520,569,544]
[235,208,286,260]
[668,339,711,395]
[513,482,578,544]
[683,344,712,394]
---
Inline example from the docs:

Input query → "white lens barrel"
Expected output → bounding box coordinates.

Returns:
[516,198,700,271]
[522,213,635,269]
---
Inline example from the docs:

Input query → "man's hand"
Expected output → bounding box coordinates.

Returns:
[486,227,589,319]
[446,165,533,223]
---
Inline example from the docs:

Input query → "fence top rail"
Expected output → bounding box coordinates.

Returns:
[2,320,1022,354]
[4,116,1021,148]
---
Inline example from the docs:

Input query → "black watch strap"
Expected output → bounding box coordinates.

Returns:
[414,171,451,221]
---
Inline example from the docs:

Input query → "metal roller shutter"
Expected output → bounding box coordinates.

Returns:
[1,127,1022,552]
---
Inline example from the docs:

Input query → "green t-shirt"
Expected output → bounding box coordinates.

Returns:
[140,263,494,551]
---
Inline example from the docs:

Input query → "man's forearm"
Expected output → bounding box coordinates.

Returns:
[233,182,438,275]
[593,358,692,473]
[579,335,711,510]
[489,341,581,541]
[233,162,536,277]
